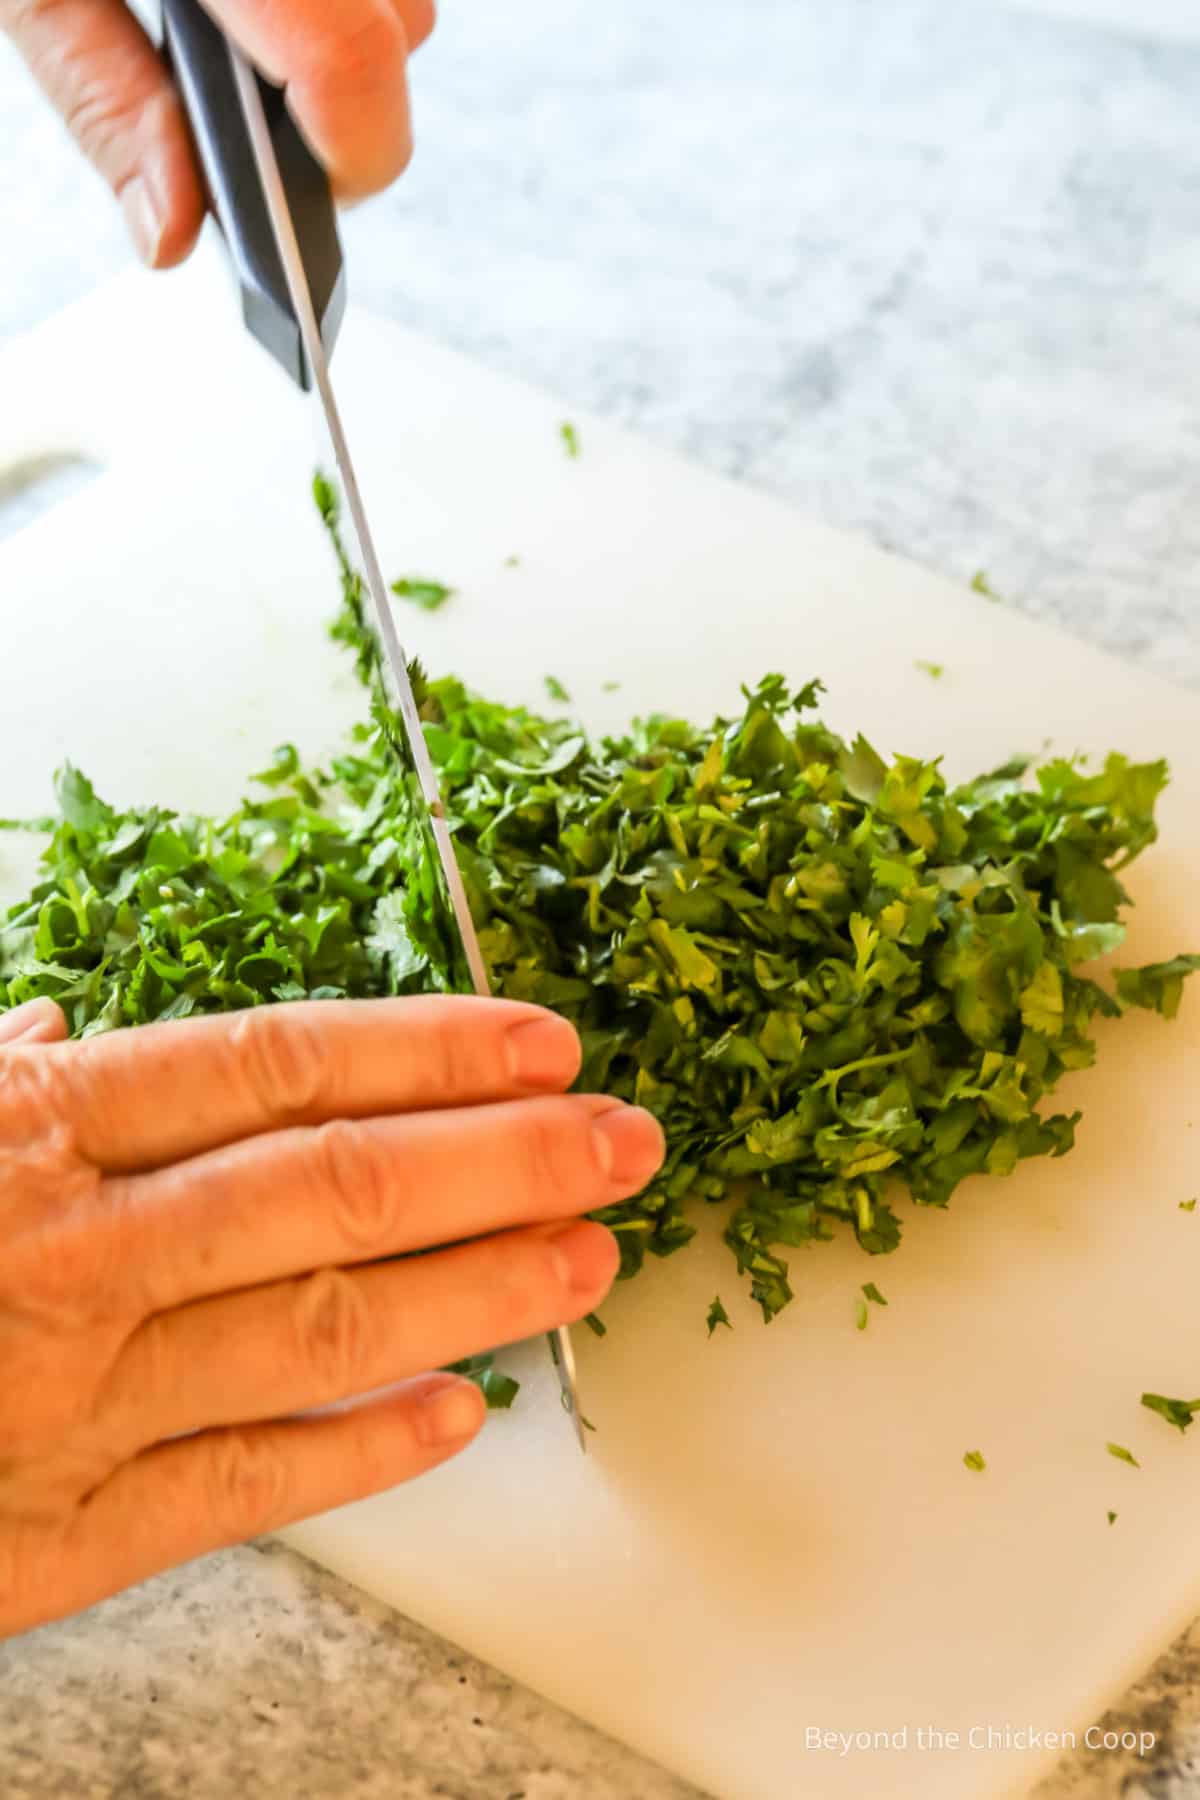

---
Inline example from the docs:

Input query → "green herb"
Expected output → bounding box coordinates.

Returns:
[971,571,1002,602]
[855,1296,870,1331]
[505,556,521,568]
[602,681,622,693]
[447,1353,520,1410]
[862,1282,888,1307]
[391,577,455,613]
[544,676,572,704]
[1115,956,1200,1020]
[706,1295,733,1335]
[1107,1511,1118,1525]
[3,478,1197,1339]
[1141,1393,1200,1433]
[914,661,945,681]
[1107,1442,1140,1468]
[963,1450,986,1472]
[561,422,581,459]
[1181,1199,1197,1213]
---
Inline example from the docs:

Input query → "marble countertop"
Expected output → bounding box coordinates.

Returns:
[2,0,1199,1795]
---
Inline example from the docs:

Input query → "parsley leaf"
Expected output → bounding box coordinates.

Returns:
[963,1450,986,1472]
[706,1296,733,1335]
[1107,1442,1140,1468]
[560,422,581,459]
[391,578,455,613]
[544,676,572,704]
[1141,1393,1200,1433]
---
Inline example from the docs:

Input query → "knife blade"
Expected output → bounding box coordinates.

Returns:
[159,0,587,1451]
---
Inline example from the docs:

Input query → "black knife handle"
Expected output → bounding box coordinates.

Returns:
[160,0,347,389]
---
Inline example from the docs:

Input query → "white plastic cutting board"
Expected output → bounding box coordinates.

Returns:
[2,251,1199,1800]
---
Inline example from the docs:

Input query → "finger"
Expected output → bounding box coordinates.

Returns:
[205,0,414,198]
[0,998,67,1047]
[48,998,583,1173]
[104,1216,618,1448]
[394,0,436,53]
[2,0,205,268]
[114,1093,664,1314]
[52,1375,484,1631]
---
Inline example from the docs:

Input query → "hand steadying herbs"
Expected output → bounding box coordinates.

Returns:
[0,993,660,1638]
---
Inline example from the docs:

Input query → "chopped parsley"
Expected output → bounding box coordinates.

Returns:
[391,577,455,613]
[706,1296,733,1335]
[1107,1443,1140,1468]
[3,476,1197,1346]
[1141,1393,1200,1434]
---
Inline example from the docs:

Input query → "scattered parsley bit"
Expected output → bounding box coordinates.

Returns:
[706,1296,733,1335]
[505,555,521,568]
[1141,1393,1200,1433]
[862,1282,888,1307]
[544,676,572,704]
[601,680,621,692]
[971,571,1002,602]
[560,422,581,459]
[391,577,455,613]
[914,661,945,681]
[855,1296,870,1331]
[1107,1511,1118,1525]
[963,1451,986,1472]
[1180,1199,1197,1212]
[1107,1442,1140,1468]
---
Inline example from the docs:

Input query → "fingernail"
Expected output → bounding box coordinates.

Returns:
[549,1219,620,1295]
[506,1014,581,1089]
[120,178,164,268]
[415,1378,485,1449]
[591,1105,666,1187]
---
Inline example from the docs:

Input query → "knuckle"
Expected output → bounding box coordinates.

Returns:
[203,1427,293,1542]
[415,1006,476,1105]
[519,1103,591,1208]
[480,1234,560,1345]
[0,1045,70,1141]
[0,1066,120,1332]
[228,1009,333,1123]
[292,1268,375,1400]
[320,10,408,93]
[311,1121,396,1252]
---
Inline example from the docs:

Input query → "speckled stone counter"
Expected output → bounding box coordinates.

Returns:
[2,1,1199,1795]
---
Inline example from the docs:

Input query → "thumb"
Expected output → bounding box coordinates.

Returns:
[0,998,69,1048]
[2,0,205,268]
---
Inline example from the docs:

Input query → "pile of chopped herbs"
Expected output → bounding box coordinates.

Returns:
[2,479,1198,1338]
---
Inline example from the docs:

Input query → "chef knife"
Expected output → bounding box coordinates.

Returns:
[157,0,587,1452]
